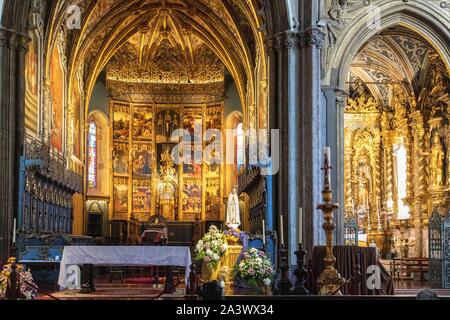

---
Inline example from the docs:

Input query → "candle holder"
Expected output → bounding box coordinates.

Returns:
[262,230,276,253]
[274,244,292,295]
[293,243,309,295]
[316,152,345,295]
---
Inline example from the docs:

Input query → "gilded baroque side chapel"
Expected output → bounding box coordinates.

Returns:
[0,0,449,298]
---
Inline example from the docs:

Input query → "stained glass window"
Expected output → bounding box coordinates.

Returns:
[88,120,97,189]
[394,144,410,220]
[236,122,245,170]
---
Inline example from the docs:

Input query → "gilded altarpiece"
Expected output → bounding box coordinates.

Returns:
[110,101,224,223]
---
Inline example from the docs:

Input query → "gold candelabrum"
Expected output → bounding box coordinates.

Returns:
[317,151,346,295]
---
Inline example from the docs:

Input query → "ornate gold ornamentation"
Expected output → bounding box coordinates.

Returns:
[317,153,345,295]
[345,96,380,113]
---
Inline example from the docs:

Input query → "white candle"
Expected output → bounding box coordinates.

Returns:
[279,215,284,246]
[262,220,266,244]
[298,208,303,244]
[323,147,331,164]
[12,218,16,243]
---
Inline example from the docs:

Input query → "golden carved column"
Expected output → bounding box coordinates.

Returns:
[373,130,383,230]
[384,138,394,214]
[410,111,427,257]
[344,128,353,218]
[428,117,445,213]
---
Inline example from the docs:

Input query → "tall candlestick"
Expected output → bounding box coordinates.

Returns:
[279,215,284,246]
[262,219,266,244]
[298,208,303,244]
[12,218,16,244]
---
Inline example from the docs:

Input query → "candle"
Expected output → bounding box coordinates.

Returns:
[262,219,266,244]
[323,147,331,185]
[12,218,16,243]
[298,207,303,244]
[323,147,331,164]
[279,215,284,246]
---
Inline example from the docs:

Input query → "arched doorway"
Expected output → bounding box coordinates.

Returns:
[323,3,450,258]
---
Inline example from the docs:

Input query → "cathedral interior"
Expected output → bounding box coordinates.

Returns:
[0,0,449,300]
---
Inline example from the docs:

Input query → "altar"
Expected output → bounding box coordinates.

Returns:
[58,246,192,290]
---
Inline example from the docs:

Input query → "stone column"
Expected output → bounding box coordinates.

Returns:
[272,31,301,265]
[298,26,326,252]
[0,29,29,262]
[322,87,347,244]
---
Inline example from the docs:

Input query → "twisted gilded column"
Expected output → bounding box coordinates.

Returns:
[344,128,353,218]
[384,140,394,215]
[373,140,383,231]
[410,111,427,257]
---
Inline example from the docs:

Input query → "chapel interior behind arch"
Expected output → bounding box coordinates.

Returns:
[344,26,450,259]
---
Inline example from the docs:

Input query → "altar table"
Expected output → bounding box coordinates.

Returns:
[58,246,192,289]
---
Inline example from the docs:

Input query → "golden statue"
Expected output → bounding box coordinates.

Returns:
[160,184,175,221]
[355,161,371,212]
[157,149,177,221]
[430,132,445,186]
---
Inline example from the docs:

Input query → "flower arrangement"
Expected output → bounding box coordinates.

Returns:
[224,228,241,244]
[234,248,275,291]
[195,225,228,269]
[0,257,38,300]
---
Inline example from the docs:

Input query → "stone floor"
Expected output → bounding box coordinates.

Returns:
[37,277,450,300]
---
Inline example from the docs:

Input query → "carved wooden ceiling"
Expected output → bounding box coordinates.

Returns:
[349,27,449,107]
[47,0,266,114]
[105,10,225,84]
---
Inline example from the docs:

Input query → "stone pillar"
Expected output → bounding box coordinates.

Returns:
[298,26,326,252]
[0,29,29,262]
[321,87,347,245]
[272,31,301,265]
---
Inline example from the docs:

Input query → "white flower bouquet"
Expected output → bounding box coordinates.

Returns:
[195,225,228,269]
[235,248,274,291]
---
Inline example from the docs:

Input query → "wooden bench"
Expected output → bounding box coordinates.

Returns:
[392,258,429,281]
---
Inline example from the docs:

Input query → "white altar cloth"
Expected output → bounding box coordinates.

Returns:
[58,246,191,289]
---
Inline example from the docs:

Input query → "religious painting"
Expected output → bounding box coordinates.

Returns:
[113,105,130,140]
[205,106,222,130]
[113,178,128,212]
[157,143,178,176]
[182,143,203,178]
[49,42,65,152]
[132,143,152,178]
[155,109,180,141]
[25,37,38,133]
[132,180,151,213]
[113,143,128,175]
[205,178,221,216]
[182,179,202,213]
[72,76,82,159]
[133,106,153,140]
[204,130,221,177]
[183,109,203,140]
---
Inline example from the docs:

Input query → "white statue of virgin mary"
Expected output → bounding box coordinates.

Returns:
[226,187,241,229]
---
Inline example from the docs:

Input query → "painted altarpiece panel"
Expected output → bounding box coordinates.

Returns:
[49,40,65,151]
[112,104,130,141]
[25,36,39,133]
[72,73,82,159]
[113,143,129,176]
[113,177,128,214]
[133,106,153,141]
[132,143,152,178]
[132,180,152,222]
